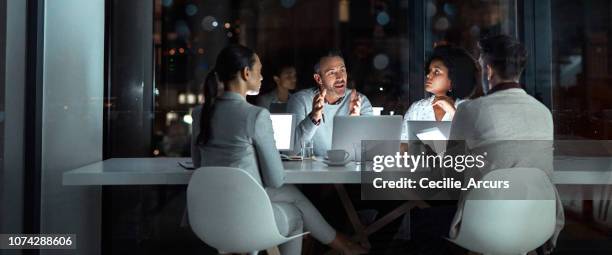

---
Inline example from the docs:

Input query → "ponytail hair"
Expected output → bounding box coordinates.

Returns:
[197,70,220,145]
[197,44,257,145]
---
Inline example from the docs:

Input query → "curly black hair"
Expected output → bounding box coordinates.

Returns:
[426,45,481,100]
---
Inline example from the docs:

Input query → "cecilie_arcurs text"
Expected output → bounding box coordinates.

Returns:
[371,177,510,191]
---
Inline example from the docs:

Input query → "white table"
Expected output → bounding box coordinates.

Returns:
[62,156,612,248]
[62,156,612,186]
[62,158,360,185]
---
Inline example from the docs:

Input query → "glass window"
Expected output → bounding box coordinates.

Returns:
[147,0,526,157]
[425,0,518,55]
[552,0,612,139]
[152,0,413,157]
[105,0,612,253]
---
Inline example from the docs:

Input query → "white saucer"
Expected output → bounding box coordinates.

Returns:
[322,159,350,166]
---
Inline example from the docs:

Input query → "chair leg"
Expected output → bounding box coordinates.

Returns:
[598,186,606,220]
[265,247,280,255]
[601,185,612,221]
[334,184,371,248]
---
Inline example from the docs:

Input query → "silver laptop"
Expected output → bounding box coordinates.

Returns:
[332,116,403,161]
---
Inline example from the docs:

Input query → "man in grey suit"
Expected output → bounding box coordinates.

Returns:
[287,49,373,156]
[447,35,564,253]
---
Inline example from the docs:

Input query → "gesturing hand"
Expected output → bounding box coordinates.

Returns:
[348,89,361,116]
[432,96,456,117]
[310,88,327,122]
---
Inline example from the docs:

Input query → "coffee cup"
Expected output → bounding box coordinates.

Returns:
[327,149,350,163]
[372,107,383,116]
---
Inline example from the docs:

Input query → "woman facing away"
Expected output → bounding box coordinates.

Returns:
[191,71,224,168]
[401,45,482,140]
[197,45,366,255]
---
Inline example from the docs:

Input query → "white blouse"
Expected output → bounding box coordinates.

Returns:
[401,95,465,140]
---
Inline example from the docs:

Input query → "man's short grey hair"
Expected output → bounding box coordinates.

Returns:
[313,49,344,73]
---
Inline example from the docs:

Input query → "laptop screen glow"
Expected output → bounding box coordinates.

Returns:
[415,127,448,155]
[270,114,293,151]
[415,127,448,141]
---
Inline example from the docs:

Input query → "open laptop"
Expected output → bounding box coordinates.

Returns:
[184,112,297,169]
[269,103,288,113]
[404,121,452,154]
[332,116,403,161]
[270,113,296,152]
[404,121,452,140]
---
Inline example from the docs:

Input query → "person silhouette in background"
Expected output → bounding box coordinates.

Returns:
[257,62,297,112]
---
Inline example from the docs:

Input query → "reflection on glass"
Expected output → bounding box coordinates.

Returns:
[149,0,524,157]
[426,0,517,55]
[152,0,413,157]
[552,0,612,140]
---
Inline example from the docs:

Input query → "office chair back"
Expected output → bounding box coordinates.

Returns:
[187,167,306,254]
[451,168,557,255]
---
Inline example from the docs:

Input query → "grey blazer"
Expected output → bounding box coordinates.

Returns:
[447,88,564,252]
[197,92,285,188]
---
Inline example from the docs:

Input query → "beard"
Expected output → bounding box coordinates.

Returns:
[331,87,345,97]
[327,81,346,97]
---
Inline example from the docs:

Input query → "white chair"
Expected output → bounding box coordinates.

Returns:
[187,167,308,254]
[449,168,557,255]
